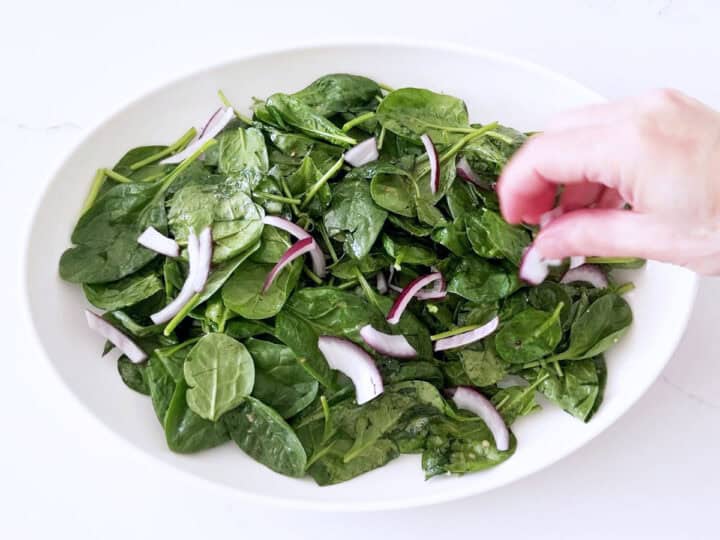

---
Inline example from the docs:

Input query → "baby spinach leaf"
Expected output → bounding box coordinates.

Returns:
[250,226,291,264]
[222,259,301,319]
[265,127,343,172]
[466,208,531,266]
[387,214,433,237]
[421,415,516,478]
[154,339,198,383]
[376,88,470,145]
[286,287,382,340]
[431,217,472,256]
[377,359,444,387]
[225,318,275,340]
[460,345,506,387]
[491,384,541,425]
[59,181,168,283]
[555,293,632,361]
[330,252,392,279]
[224,397,307,477]
[495,307,563,364]
[382,233,437,268]
[530,358,601,422]
[446,256,520,303]
[292,73,380,117]
[370,172,416,217]
[168,181,264,262]
[275,310,337,389]
[83,269,163,311]
[528,282,573,329]
[146,356,176,424]
[462,125,526,178]
[197,242,261,304]
[218,127,269,176]
[324,178,388,259]
[246,338,319,419]
[117,356,149,395]
[183,334,255,421]
[306,436,399,486]
[164,381,230,453]
[446,180,479,220]
[266,93,356,147]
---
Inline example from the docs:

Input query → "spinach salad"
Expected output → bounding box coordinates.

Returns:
[59,74,639,485]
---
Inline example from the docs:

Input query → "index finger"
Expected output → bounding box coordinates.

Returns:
[497,124,623,224]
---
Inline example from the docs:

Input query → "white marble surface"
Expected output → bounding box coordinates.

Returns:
[3,1,719,538]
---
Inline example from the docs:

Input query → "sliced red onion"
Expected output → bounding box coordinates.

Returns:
[539,207,564,229]
[434,316,499,352]
[387,272,443,325]
[198,107,222,139]
[191,227,212,292]
[560,264,608,288]
[150,279,196,325]
[456,156,490,189]
[388,270,446,300]
[518,245,562,285]
[151,228,208,324]
[569,256,586,269]
[85,310,147,363]
[161,107,235,164]
[318,336,383,404]
[359,324,417,359]
[446,386,510,451]
[376,272,388,294]
[421,134,439,194]
[262,215,326,277]
[344,137,378,167]
[137,226,179,257]
[262,237,315,293]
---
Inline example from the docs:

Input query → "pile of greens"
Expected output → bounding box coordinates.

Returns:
[58,74,639,485]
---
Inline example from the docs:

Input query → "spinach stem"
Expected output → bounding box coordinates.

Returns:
[305,442,335,471]
[139,171,167,183]
[279,178,300,216]
[586,256,640,265]
[614,282,635,295]
[377,126,387,150]
[320,395,332,444]
[531,302,564,340]
[413,122,499,179]
[496,372,550,413]
[160,138,217,192]
[163,293,201,336]
[317,223,338,263]
[297,356,333,389]
[430,324,483,341]
[80,168,106,214]
[354,268,382,311]
[303,266,323,285]
[103,168,134,184]
[129,127,197,170]
[218,89,253,124]
[301,155,344,208]
[253,192,302,205]
[336,279,359,290]
[341,111,375,132]
[378,83,395,93]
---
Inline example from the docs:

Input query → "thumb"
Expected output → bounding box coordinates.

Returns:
[534,208,714,266]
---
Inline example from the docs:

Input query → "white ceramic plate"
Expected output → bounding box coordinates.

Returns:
[24,42,697,511]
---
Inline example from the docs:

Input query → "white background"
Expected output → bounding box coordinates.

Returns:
[3,1,720,538]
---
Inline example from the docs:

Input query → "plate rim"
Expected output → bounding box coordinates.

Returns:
[21,38,699,512]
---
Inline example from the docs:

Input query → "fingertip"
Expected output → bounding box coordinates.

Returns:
[497,155,556,224]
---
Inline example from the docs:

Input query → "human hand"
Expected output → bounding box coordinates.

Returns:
[498,89,720,274]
